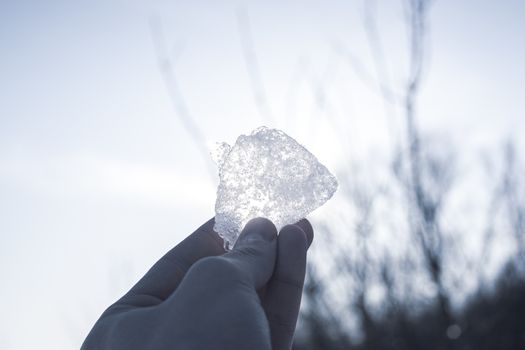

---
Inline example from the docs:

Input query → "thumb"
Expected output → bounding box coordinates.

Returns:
[223,218,278,289]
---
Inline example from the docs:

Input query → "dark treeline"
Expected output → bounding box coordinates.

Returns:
[295,262,525,350]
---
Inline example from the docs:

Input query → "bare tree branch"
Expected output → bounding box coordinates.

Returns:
[149,15,215,179]
[236,8,276,126]
[363,0,400,145]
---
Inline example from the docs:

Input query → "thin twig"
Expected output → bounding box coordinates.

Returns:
[149,15,216,179]
[236,8,276,126]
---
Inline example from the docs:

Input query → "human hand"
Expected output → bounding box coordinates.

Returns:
[81,217,313,350]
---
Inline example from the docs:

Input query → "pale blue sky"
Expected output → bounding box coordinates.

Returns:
[1,0,524,348]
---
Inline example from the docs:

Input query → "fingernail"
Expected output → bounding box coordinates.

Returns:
[242,217,277,242]
[294,219,314,247]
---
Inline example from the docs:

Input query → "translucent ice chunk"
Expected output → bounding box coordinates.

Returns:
[210,142,231,168]
[213,126,338,250]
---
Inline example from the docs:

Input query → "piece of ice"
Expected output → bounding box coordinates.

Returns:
[213,126,338,250]
[210,142,231,168]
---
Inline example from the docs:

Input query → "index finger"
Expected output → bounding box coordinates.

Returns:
[114,218,225,309]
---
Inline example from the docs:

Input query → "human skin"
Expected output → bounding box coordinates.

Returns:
[81,217,314,350]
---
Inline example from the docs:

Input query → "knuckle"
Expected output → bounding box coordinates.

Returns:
[266,311,297,334]
[231,245,260,257]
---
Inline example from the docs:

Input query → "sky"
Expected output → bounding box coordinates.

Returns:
[1,0,525,348]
